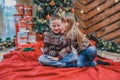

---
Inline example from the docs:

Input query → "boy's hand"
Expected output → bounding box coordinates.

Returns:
[48,56,59,61]
[59,48,66,54]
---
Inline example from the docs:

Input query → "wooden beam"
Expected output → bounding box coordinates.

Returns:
[86,2,120,28]
[85,0,94,4]
[102,29,120,40]
[86,11,120,34]
[79,20,87,29]
[85,0,118,21]
[78,0,86,5]
[74,1,85,10]
[85,0,106,13]
[75,9,86,21]
[78,0,94,5]
[74,1,86,20]
[95,20,120,37]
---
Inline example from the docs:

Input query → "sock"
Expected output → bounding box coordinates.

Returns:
[96,60,111,65]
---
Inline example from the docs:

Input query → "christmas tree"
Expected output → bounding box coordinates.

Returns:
[32,0,74,34]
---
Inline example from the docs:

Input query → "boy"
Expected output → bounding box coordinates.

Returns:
[38,15,77,68]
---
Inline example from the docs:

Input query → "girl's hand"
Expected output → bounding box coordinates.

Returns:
[59,48,66,54]
[48,56,59,61]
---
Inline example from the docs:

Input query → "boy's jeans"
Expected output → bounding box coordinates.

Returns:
[77,46,97,68]
[38,52,78,68]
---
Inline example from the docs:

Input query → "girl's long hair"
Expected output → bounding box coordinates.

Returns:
[63,14,93,47]
[62,14,85,46]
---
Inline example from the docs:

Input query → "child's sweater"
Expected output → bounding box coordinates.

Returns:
[68,36,91,54]
[43,31,71,59]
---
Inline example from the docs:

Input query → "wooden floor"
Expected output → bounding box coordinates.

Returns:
[0,47,120,62]
[98,50,120,62]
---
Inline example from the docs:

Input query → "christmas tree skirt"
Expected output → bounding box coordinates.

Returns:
[0,42,120,80]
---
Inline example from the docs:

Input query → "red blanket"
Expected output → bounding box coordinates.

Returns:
[0,42,120,80]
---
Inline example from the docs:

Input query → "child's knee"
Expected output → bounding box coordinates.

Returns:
[77,62,84,68]
[87,46,97,56]
[38,55,46,63]
[87,46,96,52]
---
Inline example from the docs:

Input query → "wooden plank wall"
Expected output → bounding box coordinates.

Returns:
[74,0,120,43]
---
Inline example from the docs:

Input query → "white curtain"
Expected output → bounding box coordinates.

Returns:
[0,1,3,38]
[1,0,16,40]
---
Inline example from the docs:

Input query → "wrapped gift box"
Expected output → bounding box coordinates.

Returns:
[19,18,26,26]
[28,32,36,43]
[15,4,24,14]
[18,37,28,45]
[19,25,26,32]
[26,22,33,32]
[13,14,22,22]
[24,14,32,22]
[24,6,32,16]
[18,32,28,45]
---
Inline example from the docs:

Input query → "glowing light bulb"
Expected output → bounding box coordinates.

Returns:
[115,0,119,3]
[102,53,105,57]
[97,6,100,11]
[80,9,83,13]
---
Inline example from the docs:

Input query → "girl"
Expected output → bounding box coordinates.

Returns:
[62,14,97,68]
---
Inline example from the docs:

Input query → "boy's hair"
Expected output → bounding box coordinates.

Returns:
[50,15,61,22]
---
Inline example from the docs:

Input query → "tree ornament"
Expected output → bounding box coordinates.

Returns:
[116,49,120,53]
[2,45,5,50]
[64,7,70,11]
[50,0,55,6]
[34,4,37,8]
[38,19,47,24]
[80,9,84,13]
[64,0,67,3]
[66,1,70,6]
[37,6,42,11]
[59,8,63,13]
[46,14,50,20]
[71,8,75,13]
[57,9,65,17]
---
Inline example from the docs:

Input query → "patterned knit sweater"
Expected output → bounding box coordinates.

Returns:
[65,28,91,54]
[43,31,71,59]
[68,36,91,54]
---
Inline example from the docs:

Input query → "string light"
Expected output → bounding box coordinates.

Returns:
[97,6,100,11]
[102,53,105,57]
[115,0,119,3]
[34,4,37,7]
[80,9,83,13]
